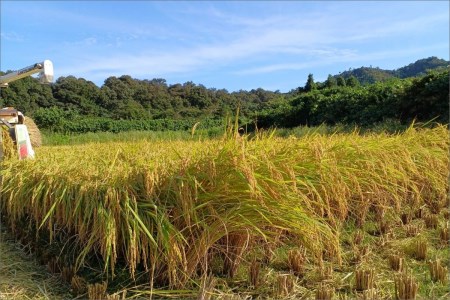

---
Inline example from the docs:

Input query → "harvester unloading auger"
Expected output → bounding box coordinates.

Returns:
[0,60,54,159]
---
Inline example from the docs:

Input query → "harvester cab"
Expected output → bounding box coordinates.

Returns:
[0,60,54,160]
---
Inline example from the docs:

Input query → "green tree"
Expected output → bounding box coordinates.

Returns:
[325,74,337,88]
[346,75,360,87]
[52,76,103,116]
[305,73,316,92]
[336,76,346,87]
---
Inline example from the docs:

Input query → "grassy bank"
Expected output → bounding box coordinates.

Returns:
[40,120,414,146]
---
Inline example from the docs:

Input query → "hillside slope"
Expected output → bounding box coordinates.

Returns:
[335,56,449,84]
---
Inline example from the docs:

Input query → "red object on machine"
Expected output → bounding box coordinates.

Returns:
[19,144,28,159]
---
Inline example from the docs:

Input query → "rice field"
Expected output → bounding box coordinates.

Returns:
[0,125,448,299]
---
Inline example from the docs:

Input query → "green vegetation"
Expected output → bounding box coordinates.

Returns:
[257,69,449,129]
[0,57,448,136]
[41,120,411,147]
[336,56,449,84]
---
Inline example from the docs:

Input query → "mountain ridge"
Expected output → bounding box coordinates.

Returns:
[333,56,449,85]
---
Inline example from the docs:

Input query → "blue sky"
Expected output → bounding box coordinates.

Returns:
[1,1,448,92]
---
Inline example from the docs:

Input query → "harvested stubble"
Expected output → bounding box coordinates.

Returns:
[287,247,307,277]
[248,258,260,287]
[0,125,448,295]
[401,213,411,225]
[198,274,216,300]
[360,288,378,300]
[354,268,375,291]
[405,223,422,237]
[275,273,296,298]
[315,283,334,300]
[413,207,424,219]
[87,281,107,300]
[394,271,418,300]
[412,238,427,261]
[71,275,87,295]
[424,213,439,229]
[440,222,449,243]
[318,264,333,281]
[428,259,448,284]
[388,254,404,272]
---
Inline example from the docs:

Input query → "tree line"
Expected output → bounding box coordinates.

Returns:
[256,69,449,129]
[0,63,448,134]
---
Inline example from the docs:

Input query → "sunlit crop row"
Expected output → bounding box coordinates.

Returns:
[1,125,448,296]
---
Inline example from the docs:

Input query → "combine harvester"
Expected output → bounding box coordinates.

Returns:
[0,60,54,159]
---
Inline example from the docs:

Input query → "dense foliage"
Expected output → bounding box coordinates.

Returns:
[0,57,448,133]
[257,69,449,128]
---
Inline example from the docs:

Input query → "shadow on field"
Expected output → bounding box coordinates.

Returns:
[0,223,73,300]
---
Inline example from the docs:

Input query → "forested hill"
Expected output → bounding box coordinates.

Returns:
[334,56,449,84]
[0,57,448,134]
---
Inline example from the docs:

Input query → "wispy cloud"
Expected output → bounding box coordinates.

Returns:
[1,31,24,42]
[34,1,447,89]
[238,43,449,76]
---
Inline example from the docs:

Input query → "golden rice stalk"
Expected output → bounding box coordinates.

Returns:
[87,282,107,300]
[377,232,394,248]
[0,124,448,293]
[261,229,282,265]
[315,283,334,300]
[106,294,120,300]
[191,121,201,137]
[355,268,375,291]
[222,231,250,279]
[374,205,385,222]
[394,271,418,300]
[429,259,448,284]
[23,116,42,148]
[1,127,16,160]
